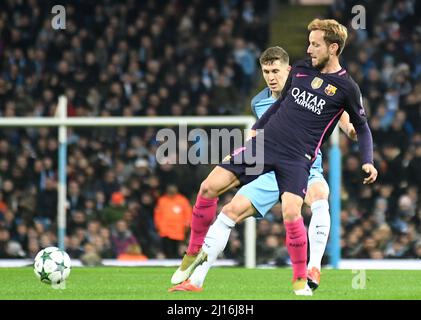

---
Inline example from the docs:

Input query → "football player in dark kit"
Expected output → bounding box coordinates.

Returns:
[170,18,378,296]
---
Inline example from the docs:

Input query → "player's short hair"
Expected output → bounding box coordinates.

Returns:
[259,46,289,65]
[307,18,348,56]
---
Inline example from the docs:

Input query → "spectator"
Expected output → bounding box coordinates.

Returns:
[154,184,192,258]
[35,177,57,223]
[68,210,87,236]
[390,195,416,234]
[80,243,102,266]
[92,234,114,259]
[116,243,147,261]
[413,240,421,258]
[66,235,84,259]
[6,241,25,258]
[110,219,141,258]
[99,191,127,225]
[0,228,11,258]
[67,181,85,215]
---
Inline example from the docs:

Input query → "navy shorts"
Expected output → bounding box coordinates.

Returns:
[218,137,311,199]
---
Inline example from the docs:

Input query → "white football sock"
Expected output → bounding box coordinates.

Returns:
[308,199,330,270]
[189,213,235,287]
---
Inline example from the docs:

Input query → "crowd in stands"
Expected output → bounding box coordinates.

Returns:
[0,0,269,262]
[327,0,421,261]
[0,0,420,265]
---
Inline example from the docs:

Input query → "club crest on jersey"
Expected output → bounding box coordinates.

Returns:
[311,77,323,89]
[324,84,337,96]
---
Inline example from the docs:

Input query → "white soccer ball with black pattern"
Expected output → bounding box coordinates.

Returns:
[33,247,71,284]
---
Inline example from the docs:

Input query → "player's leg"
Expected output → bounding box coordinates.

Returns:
[186,165,240,256]
[305,180,330,290]
[170,165,240,285]
[169,194,256,291]
[281,192,312,295]
[171,138,266,284]
[187,194,255,288]
[305,154,330,290]
[185,138,264,258]
[275,163,312,296]
[170,172,280,291]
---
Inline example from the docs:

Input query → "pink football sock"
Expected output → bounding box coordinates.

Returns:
[186,194,218,255]
[284,217,308,281]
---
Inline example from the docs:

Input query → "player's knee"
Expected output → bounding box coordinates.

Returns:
[221,202,243,221]
[282,205,302,222]
[306,183,329,206]
[199,179,218,198]
[313,188,329,201]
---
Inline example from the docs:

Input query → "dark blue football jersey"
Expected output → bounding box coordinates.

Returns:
[253,59,368,163]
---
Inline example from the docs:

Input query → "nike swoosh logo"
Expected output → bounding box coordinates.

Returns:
[296,73,309,77]
[315,225,327,228]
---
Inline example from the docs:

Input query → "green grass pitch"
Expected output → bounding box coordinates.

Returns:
[1,267,421,300]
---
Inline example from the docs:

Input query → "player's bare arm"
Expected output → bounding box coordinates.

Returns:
[338,111,357,141]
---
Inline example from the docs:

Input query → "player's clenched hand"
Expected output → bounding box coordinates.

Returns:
[362,163,377,184]
[347,123,357,141]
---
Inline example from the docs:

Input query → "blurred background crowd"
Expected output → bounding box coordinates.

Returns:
[0,0,419,266]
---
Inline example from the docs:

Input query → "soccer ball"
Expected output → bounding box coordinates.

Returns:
[33,247,71,284]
